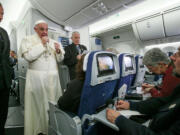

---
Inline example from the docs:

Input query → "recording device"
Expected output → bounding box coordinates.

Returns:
[96,99,115,113]
[106,99,114,108]
[43,37,52,58]
[125,93,143,100]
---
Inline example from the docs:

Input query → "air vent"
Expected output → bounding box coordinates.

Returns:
[102,0,134,10]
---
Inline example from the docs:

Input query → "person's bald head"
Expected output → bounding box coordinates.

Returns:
[34,21,48,38]
[71,31,80,45]
[0,3,4,23]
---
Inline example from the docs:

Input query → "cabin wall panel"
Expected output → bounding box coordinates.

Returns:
[101,30,144,55]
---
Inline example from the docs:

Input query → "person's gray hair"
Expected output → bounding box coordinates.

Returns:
[143,48,170,66]
[72,31,80,37]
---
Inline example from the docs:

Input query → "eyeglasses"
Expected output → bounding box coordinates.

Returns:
[147,65,159,72]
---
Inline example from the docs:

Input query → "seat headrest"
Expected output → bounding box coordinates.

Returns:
[83,52,91,72]
[119,53,136,77]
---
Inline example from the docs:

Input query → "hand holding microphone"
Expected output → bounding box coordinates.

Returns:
[54,42,61,54]
[41,36,49,47]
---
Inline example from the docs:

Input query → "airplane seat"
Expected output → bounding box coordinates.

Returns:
[113,53,136,98]
[78,51,120,118]
[132,55,146,87]
[58,64,70,93]
[48,51,120,135]
[129,56,137,87]
[78,51,120,135]
[48,102,82,135]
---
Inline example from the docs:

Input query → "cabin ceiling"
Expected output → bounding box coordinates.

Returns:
[29,0,143,28]
[96,24,132,37]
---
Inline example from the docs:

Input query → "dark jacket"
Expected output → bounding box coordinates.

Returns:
[115,85,180,135]
[58,79,84,114]
[63,43,87,80]
[0,27,12,89]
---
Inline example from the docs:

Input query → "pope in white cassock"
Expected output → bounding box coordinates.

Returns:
[19,20,65,135]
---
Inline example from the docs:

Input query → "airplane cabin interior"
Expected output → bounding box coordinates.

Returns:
[1,0,180,135]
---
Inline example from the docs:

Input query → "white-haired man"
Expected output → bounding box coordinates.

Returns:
[64,31,87,80]
[19,20,65,135]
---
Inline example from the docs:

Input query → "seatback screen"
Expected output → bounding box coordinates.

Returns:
[124,56,134,71]
[97,54,115,77]
[139,57,144,68]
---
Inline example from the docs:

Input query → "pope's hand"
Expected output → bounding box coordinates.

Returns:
[54,43,61,54]
[41,36,49,46]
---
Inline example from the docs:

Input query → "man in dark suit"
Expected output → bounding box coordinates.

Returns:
[106,48,180,135]
[0,3,12,135]
[64,31,87,80]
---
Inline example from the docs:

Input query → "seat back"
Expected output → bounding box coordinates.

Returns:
[48,51,120,135]
[132,55,146,87]
[49,102,82,135]
[114,53,136,97]
[78,51,120,118]
[58,65,70,93]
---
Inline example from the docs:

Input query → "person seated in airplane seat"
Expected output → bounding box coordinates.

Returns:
[105,48,180,135]
[58,54,86,115]
[141,48,180,97]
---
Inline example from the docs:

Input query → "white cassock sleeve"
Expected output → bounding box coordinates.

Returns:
[55,43,65,62]
[20,37,46,62]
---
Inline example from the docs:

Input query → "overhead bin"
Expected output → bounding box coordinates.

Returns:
[29,0,141,28]
[163,8,180,37]
[133,6,180,41]
[135,15,165,41]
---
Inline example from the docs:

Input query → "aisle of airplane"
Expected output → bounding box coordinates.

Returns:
[1,0,180,135]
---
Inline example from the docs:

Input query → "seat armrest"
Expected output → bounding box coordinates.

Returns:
[81,114,95,125]
[93,109,119,131]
